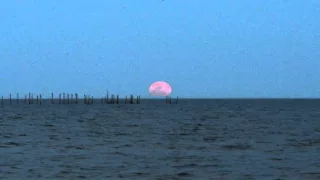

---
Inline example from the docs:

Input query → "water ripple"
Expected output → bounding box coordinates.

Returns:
[0,99,319,179]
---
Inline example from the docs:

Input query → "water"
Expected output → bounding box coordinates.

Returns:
[1,99,320,179]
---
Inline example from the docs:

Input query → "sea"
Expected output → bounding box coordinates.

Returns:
[0,99,319,179]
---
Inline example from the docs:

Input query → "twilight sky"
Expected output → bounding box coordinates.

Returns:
[0,0,319,98]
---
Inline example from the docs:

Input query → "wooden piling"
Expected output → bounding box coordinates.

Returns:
[36,95,39,104]
[28,92,31,104]
[71,94,73,104]
[165,96,172,104]
[75,93,78,104]
[9,93,11,105]
[130,95,133,104]
[25,94,27,104]
[67,94,69,104]
[116,95,119,104]
[40,94,42,105]
[85,95,90,105]
[59,94,61,104]
[107,91,109,104]
[63,93,65,104]
[51,93,54,104]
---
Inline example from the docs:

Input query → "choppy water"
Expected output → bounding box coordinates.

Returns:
[0,99,320,179]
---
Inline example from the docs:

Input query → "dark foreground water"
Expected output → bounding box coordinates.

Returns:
[0,99,320,179]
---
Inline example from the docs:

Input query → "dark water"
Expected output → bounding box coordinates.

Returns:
[1,99,320,179]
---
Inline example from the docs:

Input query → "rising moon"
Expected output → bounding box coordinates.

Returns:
[149,81,172,96]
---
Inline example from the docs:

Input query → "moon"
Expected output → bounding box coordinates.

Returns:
[149,81,172,96]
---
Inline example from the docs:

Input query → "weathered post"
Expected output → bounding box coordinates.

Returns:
[107,91,109,104]
[116,95,119,104]
[111,94,115,104]
[63,93,65,104]
[75,93,78,104]
[130,95,133,104]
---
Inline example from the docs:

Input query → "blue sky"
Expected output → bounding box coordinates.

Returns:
[0,0,319,98]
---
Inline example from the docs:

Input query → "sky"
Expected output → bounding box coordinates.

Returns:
[0,0,319,98]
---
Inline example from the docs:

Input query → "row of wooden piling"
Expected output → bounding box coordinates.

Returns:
[0,91,144,105]
[84,91,141,105]
[0,92,179,105]
[3,93,44,105]
[97,94,141,105]
[166,96,179,104]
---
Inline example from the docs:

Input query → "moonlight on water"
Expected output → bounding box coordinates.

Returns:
[149,81,172,97]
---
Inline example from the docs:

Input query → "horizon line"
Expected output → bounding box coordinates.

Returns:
[0,97,320,100]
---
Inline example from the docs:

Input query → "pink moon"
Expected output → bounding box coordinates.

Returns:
[149,81,172,96]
